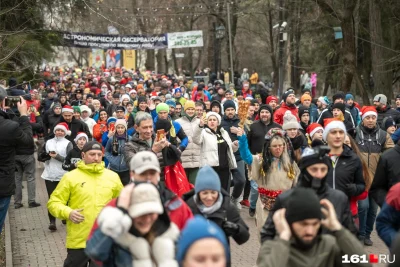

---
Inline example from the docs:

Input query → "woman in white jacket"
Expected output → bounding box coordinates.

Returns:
[41,122,73,231]
[193,111,238,191]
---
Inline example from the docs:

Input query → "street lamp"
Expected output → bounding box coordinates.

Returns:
[214,24,225,75]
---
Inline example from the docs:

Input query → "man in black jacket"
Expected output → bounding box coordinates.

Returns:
[260,144,356,243]
[373,94,400,127]
[43,103,62,139]
[0,87,34,234]
[220,100,245,210]
[323,119,365,197]
[246,104,281,216]
[370,140,400,207]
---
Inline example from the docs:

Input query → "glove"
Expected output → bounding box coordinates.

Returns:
[344,183,357,196]
[222,221,239,236]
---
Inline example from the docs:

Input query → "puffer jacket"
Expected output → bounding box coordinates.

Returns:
[47,161,123,249]
[175,115,201,168]
[192,125,238,169]
[41,137,73,181]
[0,111,33,197]
[273,103,299,125]
[326,145,365,198]
[355,124,394,179]
[105,137,129,172]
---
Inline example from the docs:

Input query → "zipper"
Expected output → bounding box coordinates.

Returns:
[332,157,339,189]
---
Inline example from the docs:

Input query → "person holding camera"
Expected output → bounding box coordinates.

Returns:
[0,87,34,234]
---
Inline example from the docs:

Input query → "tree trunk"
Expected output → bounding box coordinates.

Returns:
[369,0,392,101]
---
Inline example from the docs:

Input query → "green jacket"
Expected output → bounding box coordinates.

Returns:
[257,228,371,267]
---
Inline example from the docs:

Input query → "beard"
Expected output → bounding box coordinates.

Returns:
[290,226,319,250]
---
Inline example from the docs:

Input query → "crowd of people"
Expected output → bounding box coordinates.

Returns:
[0,65,399,266]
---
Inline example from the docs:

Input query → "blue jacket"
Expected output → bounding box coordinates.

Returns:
[152,112,188,151]
[376,183,400,249]
[85,228,133,267]
[298,103,319,123]
[104,137,129,172]
[102,128,135,147]
[391,128,400,143]
[347,104,361,126]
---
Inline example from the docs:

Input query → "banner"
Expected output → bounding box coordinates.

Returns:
[123,50,136,69]
[167,30,203,49]
[58,31,168,50]
[91,49,104,68]
[55,30,204,50]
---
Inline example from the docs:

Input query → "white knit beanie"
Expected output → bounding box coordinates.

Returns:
[206,112,221,125]
[282,111,299,130]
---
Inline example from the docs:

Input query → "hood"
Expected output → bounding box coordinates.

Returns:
[77,161,105,174]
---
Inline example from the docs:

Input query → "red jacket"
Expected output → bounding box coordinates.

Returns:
[242,89,253,99]
[273,103,299,125]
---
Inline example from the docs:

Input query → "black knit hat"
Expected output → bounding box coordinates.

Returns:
[332,91,345,102]
[258,104,273,116]
[285,188,322,224]
[298,106,310,118]
[282,88,295,102]
[223,100,236,111]
[155,118,172,132]
[298,146,331,171]
[332,102,345,114]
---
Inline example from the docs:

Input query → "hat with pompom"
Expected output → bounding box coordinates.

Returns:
[54,122,71,136]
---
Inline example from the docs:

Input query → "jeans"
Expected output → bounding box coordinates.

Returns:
[64,248,98,267]
[249,180,259,209]
[14,154,36,204]
[45,180,60,223]
[231,160,246,200]
[0,196,11,234]
[358,195,378,238]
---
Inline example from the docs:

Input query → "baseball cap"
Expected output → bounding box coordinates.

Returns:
[128,183,164,218]
[130,151,161,174]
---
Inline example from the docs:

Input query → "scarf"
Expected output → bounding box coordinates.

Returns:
[194,193,223,215]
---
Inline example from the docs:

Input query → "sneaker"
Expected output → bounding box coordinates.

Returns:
[231,197,242,211]
[240,199,250,208]
[49,223,57,232]
[249,208,255,217]
[29,202,41,208]
[364,238,373,246]
[15,203,23,209]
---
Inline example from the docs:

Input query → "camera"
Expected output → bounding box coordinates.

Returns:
[5,96,21,107]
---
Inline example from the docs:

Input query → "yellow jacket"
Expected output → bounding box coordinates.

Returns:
[250,73,259,84]
[47,161,123,249]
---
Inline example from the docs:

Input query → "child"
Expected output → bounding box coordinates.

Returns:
[62,132,88,171]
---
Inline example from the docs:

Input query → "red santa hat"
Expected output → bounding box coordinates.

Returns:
[361,106,377,121]
[74,132,88,143]
[54,122,71,136]
[62,105,74,113]
[307,123,324,138]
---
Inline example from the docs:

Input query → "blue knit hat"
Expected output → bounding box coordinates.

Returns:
[174,88,182,94]
[194,165,221,194]
[345,93,354,101]
[166,99,176,108]
[176,215,229,264]
[107,117,117,126]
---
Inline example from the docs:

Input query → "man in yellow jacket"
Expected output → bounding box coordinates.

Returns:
[48,141,123,267]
